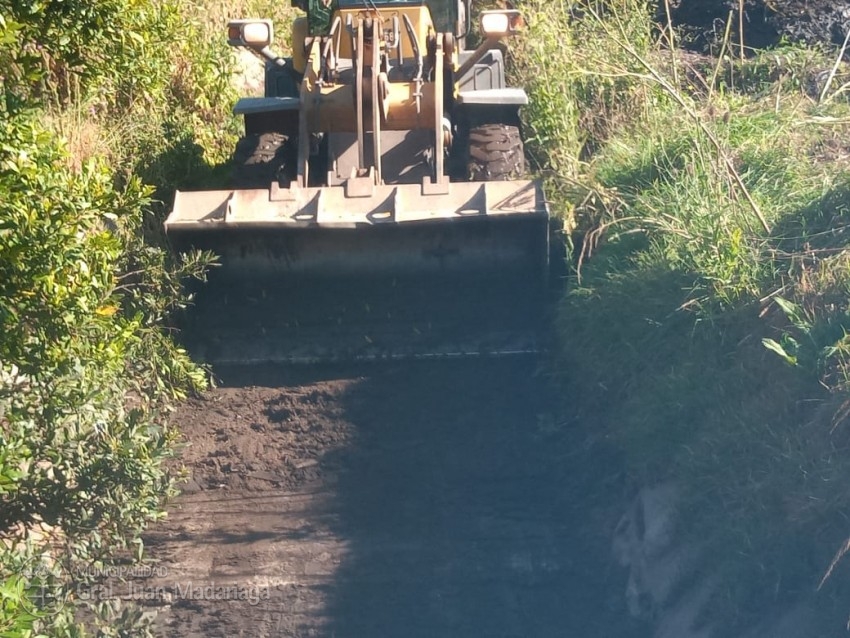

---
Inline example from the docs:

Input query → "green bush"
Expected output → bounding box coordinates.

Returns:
[0,107,209,637]
[0,0,235,634]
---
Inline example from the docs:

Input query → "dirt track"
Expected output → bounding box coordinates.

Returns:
[141,359,644,637]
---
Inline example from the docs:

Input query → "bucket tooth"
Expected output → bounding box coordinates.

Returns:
[170,7,550,364]
[165,179,550,364]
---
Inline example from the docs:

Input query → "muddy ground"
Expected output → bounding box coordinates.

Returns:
[138,359,645,637]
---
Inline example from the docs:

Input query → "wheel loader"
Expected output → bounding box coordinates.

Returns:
[165,0,553,364]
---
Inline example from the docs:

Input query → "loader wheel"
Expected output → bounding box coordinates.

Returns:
[466,124,525,181]
[232,132,291,188]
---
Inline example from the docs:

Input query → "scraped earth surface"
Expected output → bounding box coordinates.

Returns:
[141,360,644,637]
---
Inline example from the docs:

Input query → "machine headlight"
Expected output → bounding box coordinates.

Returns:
[479,10,523,37]
[227,19,273,47]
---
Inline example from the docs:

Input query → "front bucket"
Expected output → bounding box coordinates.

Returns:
[166,180,551,364]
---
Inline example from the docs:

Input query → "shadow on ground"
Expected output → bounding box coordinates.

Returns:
[143,359,643,637]
[324,359,642,637]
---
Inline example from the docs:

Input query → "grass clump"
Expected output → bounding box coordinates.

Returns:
[513,0,850,631]
[512,0,662,190]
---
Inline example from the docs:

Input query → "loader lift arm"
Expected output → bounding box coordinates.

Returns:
[164,0,556,364]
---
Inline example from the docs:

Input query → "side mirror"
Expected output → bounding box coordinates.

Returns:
[479,10,523,38]
[227,19,274,48]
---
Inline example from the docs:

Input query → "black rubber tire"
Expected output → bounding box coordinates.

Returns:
[231,132,290,188]
[466,124,525,181]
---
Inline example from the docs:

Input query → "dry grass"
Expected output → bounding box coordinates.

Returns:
[42,0,298,185]
[194,0,297,50]
[43,107,118,174]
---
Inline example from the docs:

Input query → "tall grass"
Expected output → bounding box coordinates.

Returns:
[512,0,660,203]
[513,0,850,631]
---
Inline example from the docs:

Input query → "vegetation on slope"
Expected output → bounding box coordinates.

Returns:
[0,0,292,634]
[513,0,850,630]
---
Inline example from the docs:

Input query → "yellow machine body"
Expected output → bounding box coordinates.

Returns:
[164,2,552,363]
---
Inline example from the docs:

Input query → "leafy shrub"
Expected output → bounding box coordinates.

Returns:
[0,104,211,635]
[0,0,234,633]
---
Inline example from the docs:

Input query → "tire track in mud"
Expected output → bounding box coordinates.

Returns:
[141,359,646,637]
